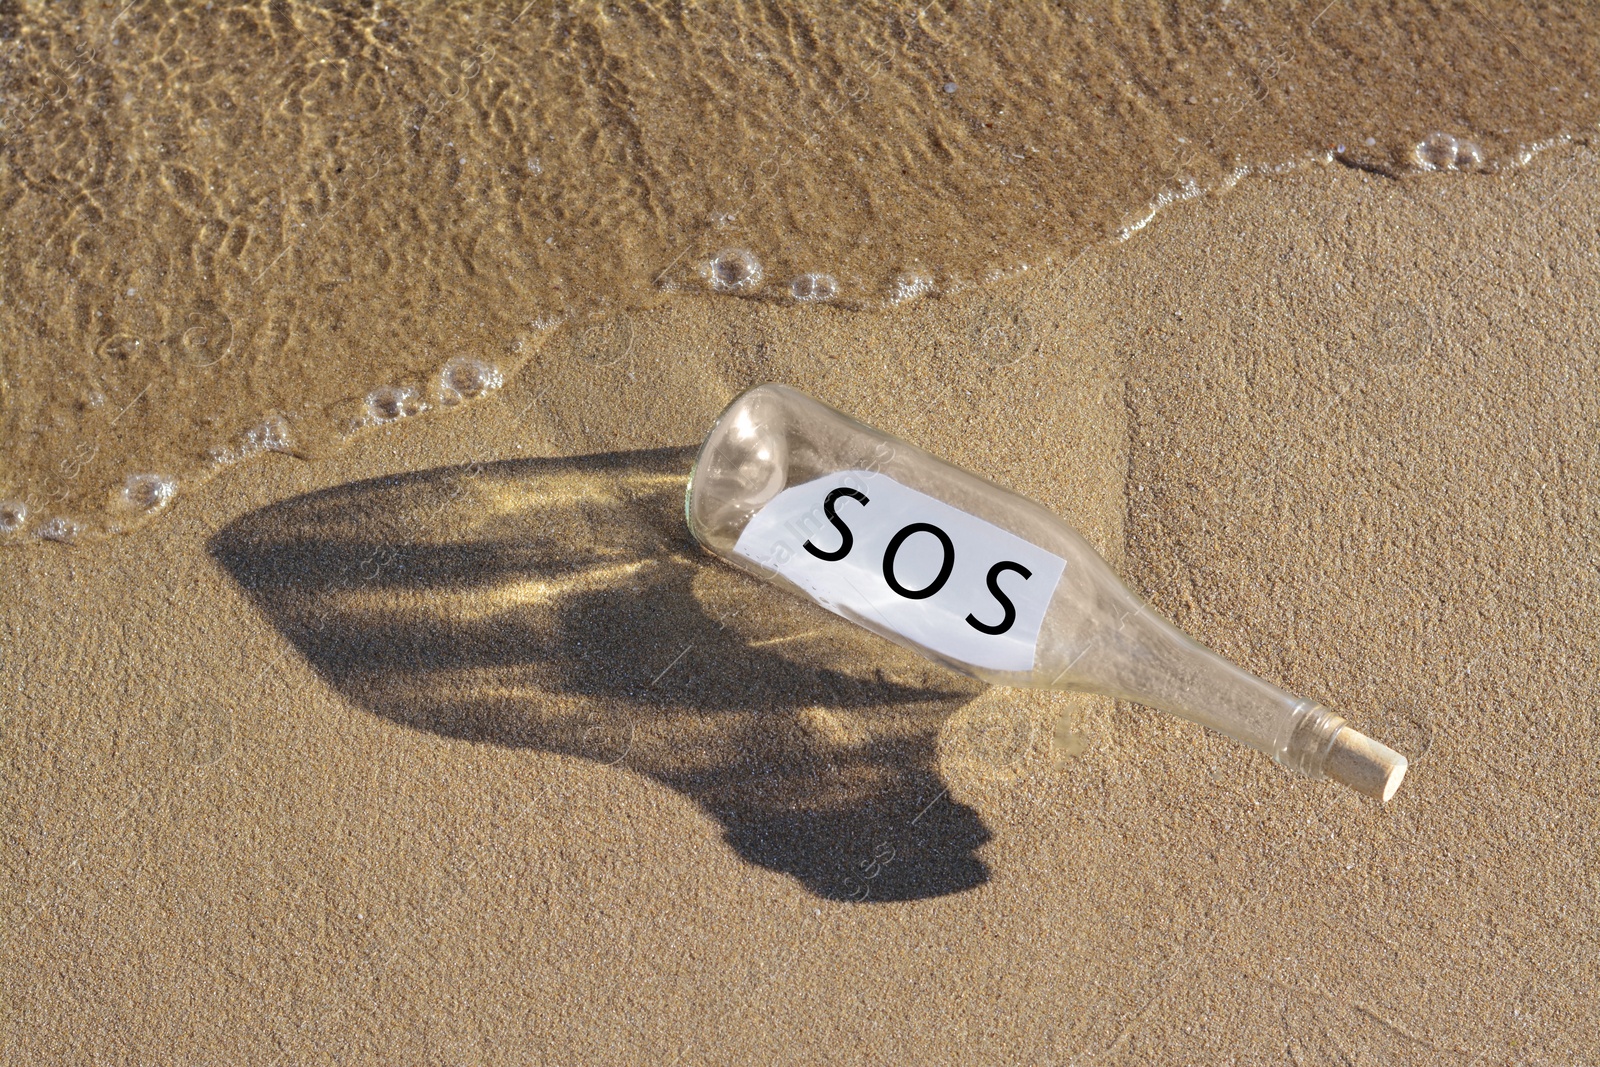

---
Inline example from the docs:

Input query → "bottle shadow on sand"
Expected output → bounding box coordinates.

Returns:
[209,447,996,902]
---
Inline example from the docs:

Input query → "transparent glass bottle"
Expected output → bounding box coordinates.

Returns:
[686,384,1407,801]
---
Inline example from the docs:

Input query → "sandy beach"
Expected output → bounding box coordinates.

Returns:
[5,132,1598,1062]
[5,0,1598,541]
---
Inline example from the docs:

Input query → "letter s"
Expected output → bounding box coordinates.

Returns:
[803,487,869,562]
[965,560,1033,635]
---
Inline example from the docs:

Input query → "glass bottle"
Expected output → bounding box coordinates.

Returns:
[686,384,1407,801]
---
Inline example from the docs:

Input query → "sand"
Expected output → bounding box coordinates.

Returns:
[7,0,1599,541]
[6,141,1600,1062]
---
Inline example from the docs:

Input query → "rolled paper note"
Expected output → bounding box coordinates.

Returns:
[686,384,1409,801]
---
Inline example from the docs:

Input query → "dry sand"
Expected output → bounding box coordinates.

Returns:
[5,146,1598,1062]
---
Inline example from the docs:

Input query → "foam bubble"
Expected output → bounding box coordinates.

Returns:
[704,249,763,293]
[889,270,934,304]
[38,516,83,543]
[248,415,294,453]
[367,385,424,423]
[1117,176,1204,240]
[209,415,294,466]
[0,500,26,533]
[120,472,177,512]
[437,357,504,405]
[1513,134,1572,167]
[1413,131,1484,171]
[1455,140,1485,168]
[789,273,839,302]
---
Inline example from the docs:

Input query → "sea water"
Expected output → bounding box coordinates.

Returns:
[1,0,1596,542]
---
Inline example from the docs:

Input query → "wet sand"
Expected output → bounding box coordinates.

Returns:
[5,143,1598,1062]
[4,0,1599,539]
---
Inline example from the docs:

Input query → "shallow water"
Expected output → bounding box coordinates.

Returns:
[2,0,1596,542]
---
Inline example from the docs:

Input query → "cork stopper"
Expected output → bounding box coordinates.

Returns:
[1324,727,1408,802]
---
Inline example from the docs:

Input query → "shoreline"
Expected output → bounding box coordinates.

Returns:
[6,144,1599,1063]
[7,0,1600,543]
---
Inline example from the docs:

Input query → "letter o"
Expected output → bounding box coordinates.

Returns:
[882,522,955,600]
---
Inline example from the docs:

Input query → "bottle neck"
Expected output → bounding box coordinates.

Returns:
[1049,599,1340,774]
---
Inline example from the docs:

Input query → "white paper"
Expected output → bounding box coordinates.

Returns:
[732,470,1067,672]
